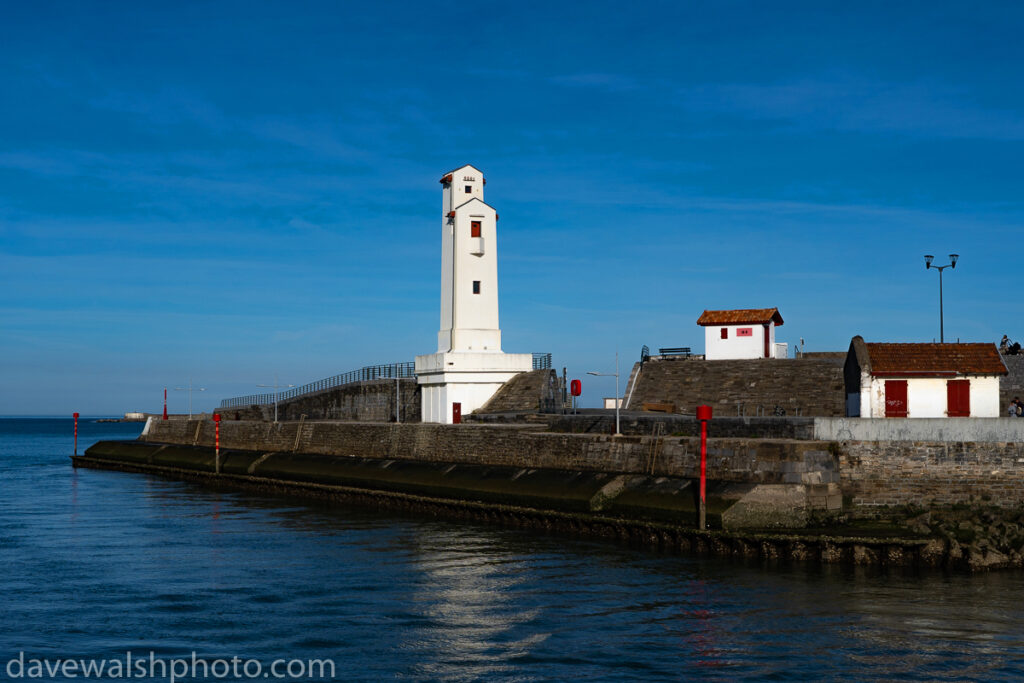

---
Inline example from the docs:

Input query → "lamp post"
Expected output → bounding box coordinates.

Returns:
[258,375,295,423]
[924,253,959,343]
[588,351,621,436]
[174,380,206,420]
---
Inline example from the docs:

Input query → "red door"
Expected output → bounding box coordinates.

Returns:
[763,324,770,358]
[947,380,970,417]
[452,402,462,424]
[884,380,908,417]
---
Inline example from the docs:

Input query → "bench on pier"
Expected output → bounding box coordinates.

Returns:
[658,347,691,357]
[642,402,677,414]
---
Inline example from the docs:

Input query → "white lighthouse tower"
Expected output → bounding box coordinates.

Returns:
[415,165,533,423]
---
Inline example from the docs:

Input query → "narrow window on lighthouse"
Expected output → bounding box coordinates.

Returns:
[471,221,481,237]
[472,281,481,294]
[465,185,472,193]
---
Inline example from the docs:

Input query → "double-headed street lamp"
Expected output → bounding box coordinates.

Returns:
[924,253,959,343]
[173,380,205,420]
[588,351,621,436]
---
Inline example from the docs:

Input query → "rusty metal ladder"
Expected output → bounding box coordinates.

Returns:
[645,421,666,474]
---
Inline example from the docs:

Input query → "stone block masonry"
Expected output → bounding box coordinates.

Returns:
[626,357,845,417]
[143,419,838,490]
[1000,354,1024,410]
[475,369,558,413]
[839,440,1024,509]
[130,419,842,528]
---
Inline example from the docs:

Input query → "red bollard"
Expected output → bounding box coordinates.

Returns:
[695,405,713,529]
[213,413,222,473]
[73,412,79,456]
[163,387,168,420]
[570,380,582,415]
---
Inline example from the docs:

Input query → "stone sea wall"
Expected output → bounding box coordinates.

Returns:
[839,439,1024,508]
[143,418,1024,513]
[142,418,836,486]
[76,443,951,568]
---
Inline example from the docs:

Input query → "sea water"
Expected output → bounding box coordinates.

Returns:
[1,417,1023,681]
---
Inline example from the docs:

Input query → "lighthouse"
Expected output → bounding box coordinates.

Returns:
[415,165,533,423]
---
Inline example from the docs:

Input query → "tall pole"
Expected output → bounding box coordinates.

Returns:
[73,412,79,456]
[939,267,944,343]
[615,351,620,437]
[587,354,621,436]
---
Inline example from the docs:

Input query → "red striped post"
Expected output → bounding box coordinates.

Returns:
[213,413,221,473]
[73,412,79,456]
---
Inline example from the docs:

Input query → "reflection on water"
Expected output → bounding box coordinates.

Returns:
[408,529,548,679]
[2,419,1024,680]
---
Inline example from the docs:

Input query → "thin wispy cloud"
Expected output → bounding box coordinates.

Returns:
[90,86,230,132]
[677,77,1024,141]
[548,73,642,93]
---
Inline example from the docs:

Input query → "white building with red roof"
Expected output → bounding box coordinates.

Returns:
[696,308,786,360]
[844,336,1008,418]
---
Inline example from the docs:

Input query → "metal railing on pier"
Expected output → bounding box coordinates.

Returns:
[220,353,553,409]
[219,362,415,409]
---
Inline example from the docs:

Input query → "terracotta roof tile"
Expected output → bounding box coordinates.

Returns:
[697,308,784,326]
[864,343,1007,376]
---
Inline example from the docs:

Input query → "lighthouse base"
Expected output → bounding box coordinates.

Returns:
[415,351,533,424]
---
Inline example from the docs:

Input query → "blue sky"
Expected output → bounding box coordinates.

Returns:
[2,1,1023,414]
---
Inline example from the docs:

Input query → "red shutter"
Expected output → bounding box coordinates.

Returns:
[884,380,908,417]
[946,380,970,417]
